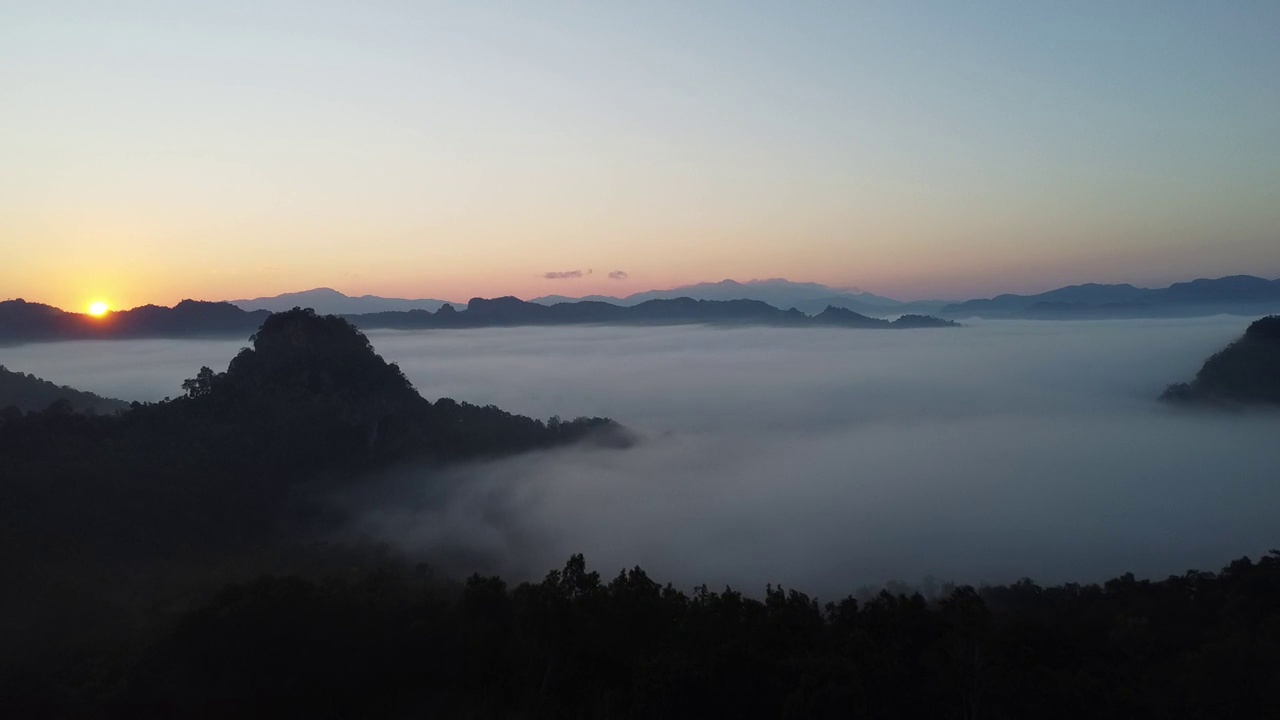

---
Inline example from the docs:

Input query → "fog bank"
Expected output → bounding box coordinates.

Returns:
[6,317,1278,596]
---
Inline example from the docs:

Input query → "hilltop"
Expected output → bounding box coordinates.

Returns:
[0,365,130,415]
[1160,315,1280,406]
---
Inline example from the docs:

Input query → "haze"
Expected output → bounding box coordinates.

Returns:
[8,317,1278,597]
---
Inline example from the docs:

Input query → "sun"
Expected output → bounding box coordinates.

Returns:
[88,301,109,317]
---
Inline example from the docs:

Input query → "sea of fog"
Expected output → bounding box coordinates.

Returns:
[5,317,1279,597]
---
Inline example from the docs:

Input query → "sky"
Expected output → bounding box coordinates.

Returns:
[3,1,1278,312]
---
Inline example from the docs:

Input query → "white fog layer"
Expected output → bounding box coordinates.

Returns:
[5,317,1278,596]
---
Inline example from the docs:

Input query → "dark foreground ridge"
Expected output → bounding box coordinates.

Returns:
[6,549,1280,718]
[1161,315,1280,406]
[0,310,623,700]
[0,296,957,343]
[0,309,622,532]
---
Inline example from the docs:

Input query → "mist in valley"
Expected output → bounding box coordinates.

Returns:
[6,317,1278,598]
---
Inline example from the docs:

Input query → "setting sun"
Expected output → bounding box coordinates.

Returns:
[88,301,109,317]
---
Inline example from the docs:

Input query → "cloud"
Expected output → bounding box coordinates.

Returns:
[543,270,583,280]
[608,271,629,280]
[354,318,1277,594]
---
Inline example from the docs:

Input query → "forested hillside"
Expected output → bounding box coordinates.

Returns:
[0,365,129,414]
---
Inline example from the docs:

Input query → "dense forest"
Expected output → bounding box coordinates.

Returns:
[5,549,1280,718]
[1162,315,1280,405]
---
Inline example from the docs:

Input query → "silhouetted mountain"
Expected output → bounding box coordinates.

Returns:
[790,295,948,316]
[531,278,944,317]
[0,308,620,627]
[171,308,624,462]
[114,299,270,336]
[0,298,268,343]
[943,275,1280,319]
[232,287,456,314]
[1161,315,1280,405]
[352,296,958,330]
[890,313,962,328]
[0,298,87,342]
[0,366,129,414]
[2,296,956,343]
[810,306,958,328]
[0,310,628,714]
[625,278,893,306]
[530,293,625,305]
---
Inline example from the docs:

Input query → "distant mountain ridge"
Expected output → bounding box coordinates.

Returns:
[231,280,920,318]
[0,298,269,343]
[941,275,1280,319]
[533,274,1280,319]
[232,288,456,314]
[0,296,957,344]
[532,278,948,317]
[226,274,1280,321]
[356,297,958,330]
[8,274,1275,345]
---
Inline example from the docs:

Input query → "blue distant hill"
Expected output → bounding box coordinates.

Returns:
[940,275,1280,319]
[232,288,457,314]
[532,278,948,317]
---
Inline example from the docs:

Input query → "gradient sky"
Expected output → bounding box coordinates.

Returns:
[3,1,1278,311]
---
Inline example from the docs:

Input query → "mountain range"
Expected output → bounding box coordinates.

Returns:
[0,298,271,343]
[355,297,956,330]
[531,279,948,317]
[228,279,932,318]
[228,275,1280,320]
[939,275,1280,319]
[0,296,956,344]
[5,275,1276,345]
